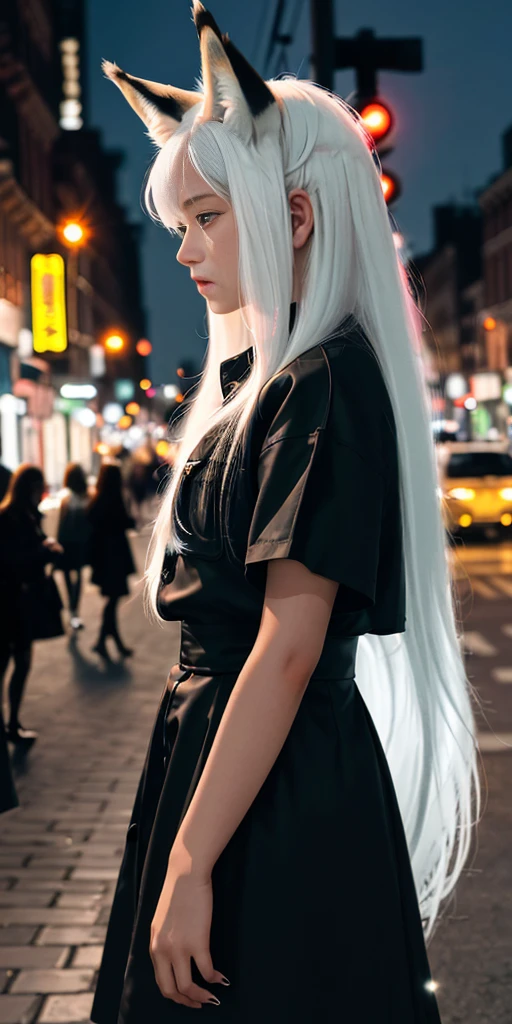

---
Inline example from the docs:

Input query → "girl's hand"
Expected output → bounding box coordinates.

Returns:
[150,852,228,1009]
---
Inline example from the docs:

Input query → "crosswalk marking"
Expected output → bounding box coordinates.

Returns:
[477,732,512,752]
[488,575,512,597]
[463,632,498,657]
[491,667,512,684]
[470,579,501,599]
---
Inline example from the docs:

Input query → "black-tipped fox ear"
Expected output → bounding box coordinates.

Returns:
[102,60,203,147]
[191,0,279,143]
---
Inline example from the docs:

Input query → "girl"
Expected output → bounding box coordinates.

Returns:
[88,463,136,660]
[91,4,481,1021]
[57,462,92,631]
[0,465,63,745]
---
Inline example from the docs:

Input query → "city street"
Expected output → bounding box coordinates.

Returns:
[0,530,510,1023]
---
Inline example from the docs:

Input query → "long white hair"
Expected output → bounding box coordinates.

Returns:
[137,72,481,941]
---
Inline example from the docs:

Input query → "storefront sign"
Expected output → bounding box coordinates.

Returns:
[31,254,68,354]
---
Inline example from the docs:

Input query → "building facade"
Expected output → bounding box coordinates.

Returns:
[0,0,146,485]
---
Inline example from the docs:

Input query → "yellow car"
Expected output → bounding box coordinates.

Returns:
[437,441,512,540]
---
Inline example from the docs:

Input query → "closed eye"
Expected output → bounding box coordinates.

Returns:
[174,211,220,238]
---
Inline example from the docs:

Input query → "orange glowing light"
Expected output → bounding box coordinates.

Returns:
[126,401,140,416]
[95,442,110,455]
[360,102,393,143]
[175,392,184,403]
[139,378,152,391]
[155,440,170,458]
[483,317,497,331]
[105,333,124,352]
[62,221,85,245]
[136,338,152,356]
[118,415,132,429]
[177,367,185,378]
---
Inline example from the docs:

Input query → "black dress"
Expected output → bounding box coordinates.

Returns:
[91,320,442,1023]
[88,500,136,598]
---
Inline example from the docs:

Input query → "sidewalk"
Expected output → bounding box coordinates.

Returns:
[0,531,179,1024]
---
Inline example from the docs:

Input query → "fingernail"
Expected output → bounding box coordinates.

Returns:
[208,996,221,1005]
[219,976,230,986]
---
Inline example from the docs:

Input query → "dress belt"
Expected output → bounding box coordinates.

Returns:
[178,620,359,682]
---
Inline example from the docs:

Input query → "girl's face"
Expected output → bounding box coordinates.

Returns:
[174,161,240,315]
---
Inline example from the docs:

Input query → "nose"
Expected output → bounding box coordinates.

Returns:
[176,231,203,268]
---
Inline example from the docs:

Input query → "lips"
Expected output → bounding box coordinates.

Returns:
[193,277,213,285]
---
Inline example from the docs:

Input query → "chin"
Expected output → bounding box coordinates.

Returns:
[207,298,242,315]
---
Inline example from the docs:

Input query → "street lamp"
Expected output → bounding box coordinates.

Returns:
[105,333,125,353]
[63,222,84,245]
[59,219,87,354]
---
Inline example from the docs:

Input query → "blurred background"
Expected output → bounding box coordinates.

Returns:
[0,2,511,1022]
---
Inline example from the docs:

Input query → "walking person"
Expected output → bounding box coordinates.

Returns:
[88,462,136,661]
[0,465,63,746]
[57,463,92,631]
[91,6,481,1021]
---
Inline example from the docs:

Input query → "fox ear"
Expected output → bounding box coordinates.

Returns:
[192,1,279,144]
[101,60,203,147]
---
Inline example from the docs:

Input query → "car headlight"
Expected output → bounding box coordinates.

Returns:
[447,487,475,501]
[499,488,512,501]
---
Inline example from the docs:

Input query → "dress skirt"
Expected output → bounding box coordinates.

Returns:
[90,623,442,1023]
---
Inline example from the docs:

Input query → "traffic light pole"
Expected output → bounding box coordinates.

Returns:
[309,2,422,98]
[308,2,423,205]
[309,0,335,90]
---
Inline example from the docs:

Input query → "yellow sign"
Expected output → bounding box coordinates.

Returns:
[31,253,68,353]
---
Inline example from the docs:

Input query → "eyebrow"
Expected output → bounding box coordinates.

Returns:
[181,192,218,210]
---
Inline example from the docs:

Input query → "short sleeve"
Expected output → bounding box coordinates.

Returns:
[244,347,386,611]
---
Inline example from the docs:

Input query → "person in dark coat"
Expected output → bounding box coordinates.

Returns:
[0,465,63,746]
[88,462,136,661]
[0,463,12,503]
[57,463,92,631]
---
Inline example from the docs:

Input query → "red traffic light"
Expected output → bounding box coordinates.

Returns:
[360,101,393,144]
[380,170,401,205]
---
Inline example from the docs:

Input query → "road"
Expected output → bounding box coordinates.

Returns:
[0,530,510,1023]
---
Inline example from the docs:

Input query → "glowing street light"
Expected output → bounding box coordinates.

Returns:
[62,221,85,245]
[483,316,497,331]
[105,333,124,353]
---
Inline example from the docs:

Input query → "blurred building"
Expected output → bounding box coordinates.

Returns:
[479,124,512,372]
[414,203,483,380]
[0,0,147,485]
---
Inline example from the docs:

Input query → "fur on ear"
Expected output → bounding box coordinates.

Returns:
[191,1,280,143]
[102,60,203,147]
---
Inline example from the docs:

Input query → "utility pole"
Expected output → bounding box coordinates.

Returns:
[310,0,335,90]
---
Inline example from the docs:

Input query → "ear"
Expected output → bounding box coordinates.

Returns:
[192,0,280,143]
[101,60,203,148]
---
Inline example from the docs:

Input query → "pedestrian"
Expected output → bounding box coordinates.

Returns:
[57,462,92,631]
[127,458,148,530]
[88,462,136,661]
[0,463,11,503]
[92,6,481,1022]
[0,465,63,746]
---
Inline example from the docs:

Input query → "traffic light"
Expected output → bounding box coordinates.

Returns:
[358,97,401,206]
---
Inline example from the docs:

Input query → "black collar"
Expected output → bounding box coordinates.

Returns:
[219,303,297,399]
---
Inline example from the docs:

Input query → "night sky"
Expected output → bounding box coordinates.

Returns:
[88,0,512,385]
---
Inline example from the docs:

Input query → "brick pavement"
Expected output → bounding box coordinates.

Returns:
[0,531,180,1023]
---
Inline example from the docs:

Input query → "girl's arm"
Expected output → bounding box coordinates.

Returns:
[57,494,69,537]
[170,557,339,878]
